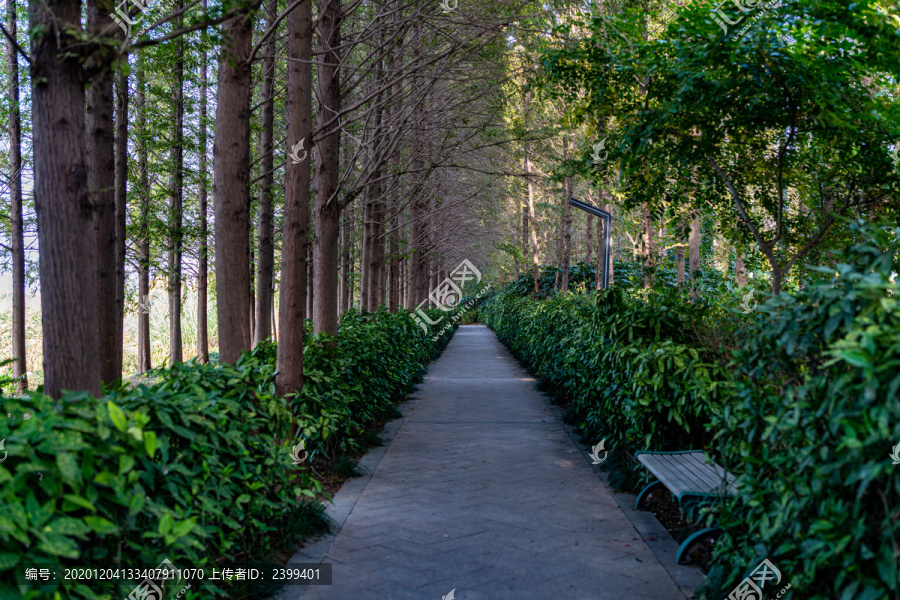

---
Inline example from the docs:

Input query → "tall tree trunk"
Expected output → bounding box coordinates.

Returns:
[675,215,686,286]
[30,0,101,397]
[87,0,119,385]
[197,8,209,363]
[689,211,700,298]
[114,66,128,377]
[254,0,276,344]
[586,214,593,264]
[313,0,342,336]
[525,139,540,296]
[7,0,27,392]
[560,169,573,292]
[596,206,602,290]
[641,205,654,288]
[388,204,400,312]
[735,251,747,285]
[168,0,184,365]
[359,200,371,309]
[340,207,351,314]
[307,243,314,321]
[275,0,312,397]
[136,59,152,373]
[214,10,254,364]
[604,203,614,286]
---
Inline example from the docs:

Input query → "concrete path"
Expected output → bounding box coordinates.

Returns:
[300,325,691,600]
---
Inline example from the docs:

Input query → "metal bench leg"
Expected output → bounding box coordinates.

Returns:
[676,527,722,565]
[634,480,664,510]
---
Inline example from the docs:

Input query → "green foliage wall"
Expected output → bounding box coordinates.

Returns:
[0,308,455,600]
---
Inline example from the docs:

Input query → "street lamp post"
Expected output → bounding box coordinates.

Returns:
[567,197,612,290]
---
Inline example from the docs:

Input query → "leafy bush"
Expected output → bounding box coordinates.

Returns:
[699,221,900,600]
[0,307,456,600]
[487,220,900,599]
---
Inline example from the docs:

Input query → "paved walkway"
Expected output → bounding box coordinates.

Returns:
[300,325,690,600]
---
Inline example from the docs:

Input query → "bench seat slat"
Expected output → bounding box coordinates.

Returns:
[637,451,736,498]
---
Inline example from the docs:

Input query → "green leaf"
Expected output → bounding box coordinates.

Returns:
[106,401,127,432]
[61,494,97,512]
[83,516,118,535]
[37,534,80,558]
[144,431,157,458]
[128,492,146,517]
[159,512,174,536]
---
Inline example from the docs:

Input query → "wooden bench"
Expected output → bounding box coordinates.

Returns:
[633,450,737,564]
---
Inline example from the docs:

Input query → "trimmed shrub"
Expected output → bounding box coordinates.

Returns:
[0,308,455,600]
[699,222,900,600]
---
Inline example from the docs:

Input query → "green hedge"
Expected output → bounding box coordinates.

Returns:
[481,220,900,600]
[702,223,900,600]
[0,307,455,600]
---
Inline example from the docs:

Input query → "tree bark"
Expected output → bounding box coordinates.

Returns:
[167,0,185,365]
[197,5,209,363]
[641,205,654,288]
[340,207,351,314]
[7,0,27,392]
[560,157,573,292]
[31,0,101,397]
[676,215,686,286]
[254,0,276,344]
[275,0,312,397]
[136,58,152,373]
[213,10,254,364]
[313,0,342,336]
[87,0,119,385]
[388,202,400,312]
[525,139,540,296]
[114,66,128,378]
[689,211,700,298]
[735,251,747,285]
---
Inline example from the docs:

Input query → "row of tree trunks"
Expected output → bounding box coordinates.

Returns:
[87,0,120,385]
[30,0,102,398]
[197,1,210,363]
[275,0,312,398]
[137,60,152,373]
[6,0,27,393]
[312,0,342,337]
[168,0,185,365]
[114,66,128,377]
[255,0,277,345]
[213,10,254,364]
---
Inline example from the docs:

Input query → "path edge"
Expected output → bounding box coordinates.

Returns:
[535,383,707,599]
[273,399,412,600]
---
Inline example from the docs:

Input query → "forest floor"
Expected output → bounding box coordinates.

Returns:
[283,325,698,600]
